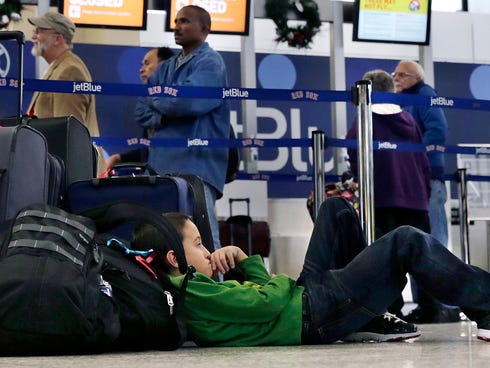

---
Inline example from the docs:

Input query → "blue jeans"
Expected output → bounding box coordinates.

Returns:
[298,197,490,344]
[411,179,451,309]
[429,179,448,247]
[203,182,221,251]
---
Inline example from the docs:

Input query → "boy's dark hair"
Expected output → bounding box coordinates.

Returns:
[130,213,192,274]
[162,213,192,238]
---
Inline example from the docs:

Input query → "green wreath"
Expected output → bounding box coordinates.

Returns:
[0,0,23,29]
[265,0,321,49]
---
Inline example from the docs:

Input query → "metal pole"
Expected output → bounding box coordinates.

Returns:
[312,130,325,221]
[330,0,349,175]
[457,168,471,264]
[241,0,258,173]
[355,80,375,245]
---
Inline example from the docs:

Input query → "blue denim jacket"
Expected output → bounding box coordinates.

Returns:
[135,42,230,194]
[401,81,448,181]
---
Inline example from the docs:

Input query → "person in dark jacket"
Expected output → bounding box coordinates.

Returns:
[347,69,431,239]
[131,197,490,346]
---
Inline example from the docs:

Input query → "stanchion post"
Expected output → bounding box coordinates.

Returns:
[457,168,471,264]
[355,80,375,245]
[312,130,325,221]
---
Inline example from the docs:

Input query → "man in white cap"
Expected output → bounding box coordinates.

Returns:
[27,11,103,171]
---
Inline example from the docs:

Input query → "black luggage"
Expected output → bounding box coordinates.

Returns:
[64,171,214,253]
[0,125,64,221]
[0,32,65,213]
[219,198,271,257]
[28,115,97,187]
[0,203,121,355]
[82,201,193,351]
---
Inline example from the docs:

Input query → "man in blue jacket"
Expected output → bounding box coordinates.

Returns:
[393,60,459,323]
[135,5,230,253]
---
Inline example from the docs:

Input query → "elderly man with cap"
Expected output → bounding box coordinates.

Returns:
[27,11,103,171]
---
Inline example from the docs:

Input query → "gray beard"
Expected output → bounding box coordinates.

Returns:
[31,43,44,57]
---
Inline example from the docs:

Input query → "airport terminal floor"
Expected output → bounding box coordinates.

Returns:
[1,317,488,368]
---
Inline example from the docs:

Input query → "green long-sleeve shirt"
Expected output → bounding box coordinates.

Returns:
[171,255,304,346]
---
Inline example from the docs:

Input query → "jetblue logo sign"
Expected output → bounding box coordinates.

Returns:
[222,87,248,99]
[188,138,209,147]
[72,81,102,93]
[378,141,397,150]
[430,96,454,107]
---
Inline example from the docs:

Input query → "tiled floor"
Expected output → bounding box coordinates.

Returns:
[1,321,488,368]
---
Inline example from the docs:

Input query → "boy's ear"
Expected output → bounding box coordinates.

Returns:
[166,250,179,270]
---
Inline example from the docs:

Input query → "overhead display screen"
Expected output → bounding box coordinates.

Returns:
[59,0,148,30]
[166,0,251,35]
[353,0,432,45]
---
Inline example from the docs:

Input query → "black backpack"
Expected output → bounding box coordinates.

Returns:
[0,204,121,355]
[80,201,194,351]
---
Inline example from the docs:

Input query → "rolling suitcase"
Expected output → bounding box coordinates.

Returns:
[1,33,94,197]
[28,115,97,187]
[0,32,64,218]
[0,125,61,221]
[219,198,271,257]
[64,172,214,253]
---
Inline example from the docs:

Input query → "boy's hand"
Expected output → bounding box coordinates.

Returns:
[210,246,247,275]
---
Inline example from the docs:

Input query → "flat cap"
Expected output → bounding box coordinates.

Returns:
[28,12,76,43]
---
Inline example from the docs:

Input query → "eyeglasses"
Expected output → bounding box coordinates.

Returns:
[391,72,417,78]
[32,28,59,35]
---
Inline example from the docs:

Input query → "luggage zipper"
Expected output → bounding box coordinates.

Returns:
[164,291,174,315]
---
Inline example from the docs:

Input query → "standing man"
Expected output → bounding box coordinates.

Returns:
[135,5,230,252]
[27,11,103,172]
[392,60,460,323]
[105,47,174,170]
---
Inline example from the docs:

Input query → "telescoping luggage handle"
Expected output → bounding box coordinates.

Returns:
[229,198,250,217]
[228,198,253,255]
[0,31,25,119]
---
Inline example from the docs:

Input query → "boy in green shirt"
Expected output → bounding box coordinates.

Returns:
[132,197,490,346]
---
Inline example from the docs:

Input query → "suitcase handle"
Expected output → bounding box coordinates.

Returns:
[229,198,250,217]
[104,163,159,177]
[90,176,158,186]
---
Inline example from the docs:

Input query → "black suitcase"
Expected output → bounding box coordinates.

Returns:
[219,198,271,257]
[0,125,58,221]
[28,115,97,187]
[64,172,214,253]
[0,32,64,217]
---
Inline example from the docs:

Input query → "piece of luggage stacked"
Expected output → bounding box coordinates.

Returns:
[0,200,192,354]
[64,167,215,253]
[0,32,66,220]
[219,198,271,258]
